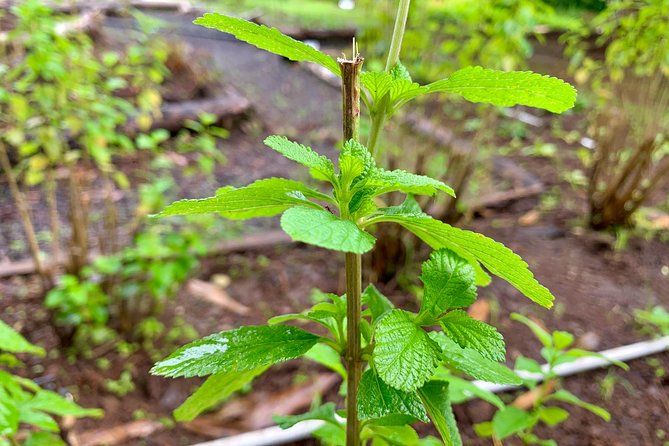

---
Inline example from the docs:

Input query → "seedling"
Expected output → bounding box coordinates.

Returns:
[474,313,628,445]
[0,319,102,444]
[151,2,576,444]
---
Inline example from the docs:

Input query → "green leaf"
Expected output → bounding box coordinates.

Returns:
[151,325,320,378]
[552,331,574,350]
[373,310,441,392]
[23,432,67,446]
[439,311,505,362]
[157,178,326,220]
[514,356,543,375]
[273,403,338,429]
[538,406,569,427]
[17,409,58,432]
[431,333,520,385]
[371,213,554,308]
[416,249,477,325]
[0,319,45,356]
[357,369,428,425]
[304,343,346,378]
[23,390,103,418]
[174,366,269,421]
[440,374,505,409]
[510,313,552,348]
[426,67,577,114]
[264,136,336,182]
[367,169,455,198]
[367,425,420,446]
[281,207,376,254]
[547,389,610,421]
[339,139,375,188]
[0,387,19,436]
[418,381,462,446]
[194,14,340,75]
[362,284,394,324]
[492,406,535,439]
[360,72,393,107]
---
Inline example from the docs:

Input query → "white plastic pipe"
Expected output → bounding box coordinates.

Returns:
[190,336,669,446]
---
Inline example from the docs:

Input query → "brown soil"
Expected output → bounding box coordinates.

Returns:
[1,10,668,446]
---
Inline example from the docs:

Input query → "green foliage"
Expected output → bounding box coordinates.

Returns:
[151,325,320,378]
[634,305,669,337]
[151,7,576,445]
[373,310,442,392]
[418,381,462,446]
[193,13,341,75]
[426,67,576,114]
[281,207,376,254]
[45,224,202,348]
[357,369,429,425]
[0,320,101,443]
[174,367,269,422]
[475,313,627,444]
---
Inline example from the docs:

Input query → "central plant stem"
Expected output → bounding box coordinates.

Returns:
[340,53,364,446]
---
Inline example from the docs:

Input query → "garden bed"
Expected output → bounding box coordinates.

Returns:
[1,8,668,446]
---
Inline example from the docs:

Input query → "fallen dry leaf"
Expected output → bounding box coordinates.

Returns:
[70,420,163,446]
[187,279,250,315]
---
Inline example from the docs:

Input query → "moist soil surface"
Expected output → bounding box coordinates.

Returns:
[1,11,668,446]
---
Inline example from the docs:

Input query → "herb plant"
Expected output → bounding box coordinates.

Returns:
[0,319,102,445]
[475,313,627,445]
[151,2,576,444]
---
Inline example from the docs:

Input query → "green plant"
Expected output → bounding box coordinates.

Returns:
[634,305,669,337]
[474,313,628,445]
[150,4,576,445]
[0,318,102,445]
[563,0,669,229]
[45,222,204,350]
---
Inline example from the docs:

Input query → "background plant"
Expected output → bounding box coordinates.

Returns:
[150,4,576,445]
[0,318,102,445]
[562,0,669,229]
[474,313,627,445]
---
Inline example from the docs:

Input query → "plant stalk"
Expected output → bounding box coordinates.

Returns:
[366,0,411,155]
[339,53,364,446]
[0,142,52,288]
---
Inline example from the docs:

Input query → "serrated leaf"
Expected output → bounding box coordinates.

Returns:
[547,389,610,421]
[151,325,319,378]
[362,284,394,324]
[367,169,455,198]
[492,406,535,439]
[264,136,336,182]
[372,212,553,308]
[361,72,393,106]
[16,409,58,432]
[430,333,520,385]
[0,319,45,356]
[157,178,326,220]
[281,207,375,254]
[440,310,505,362]
[427,67,577,114]
[274,402,338,429]
[357,369,428,425]
[418,381,462,446]
[194,14,340,75]
[416,250,477,325]
[373,310,441,392]
[339,139,375,187]
[174,366,268,421]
